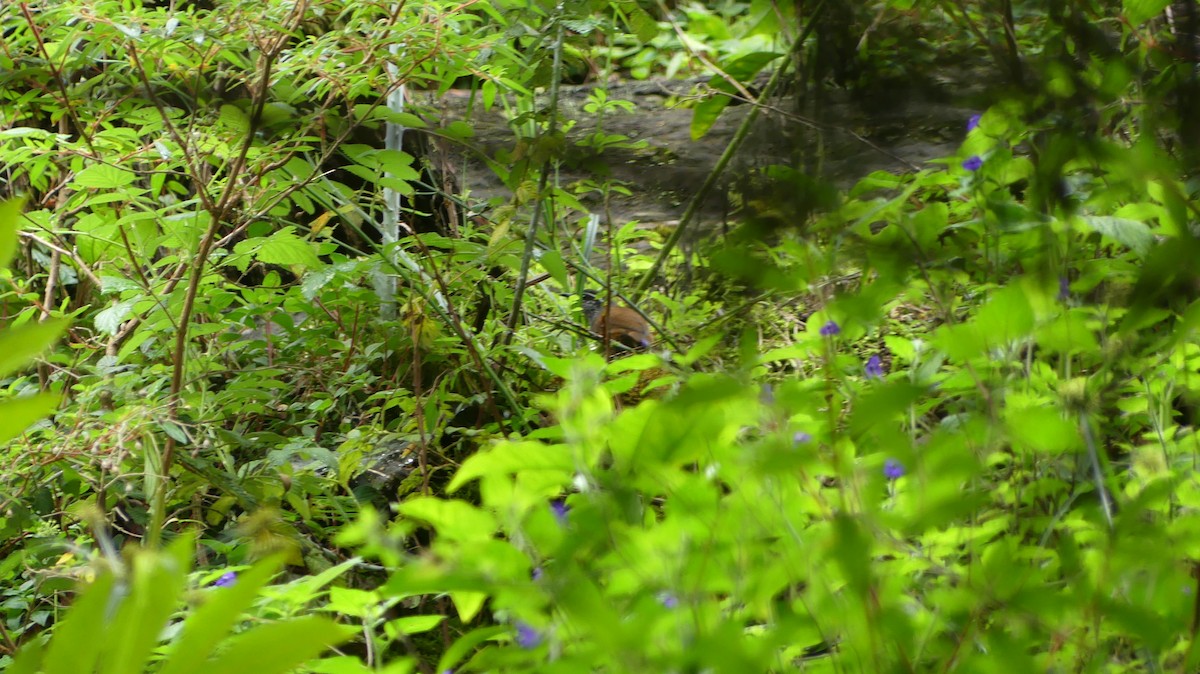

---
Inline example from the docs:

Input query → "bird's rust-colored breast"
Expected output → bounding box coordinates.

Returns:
[590,305,652,350]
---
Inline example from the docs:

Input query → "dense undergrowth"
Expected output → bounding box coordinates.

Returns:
[3,0,1200,671]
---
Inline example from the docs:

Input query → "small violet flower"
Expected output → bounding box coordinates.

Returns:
[884,459,905,481]
[211,571,236,587]
[962,156,983,172]
[515,621,543,649]
[865,355,885,379]
[819,320,840,337]
[658,592,679,609]
[1058,276,1070,302]
[531,567,543,581]
[793,431,813,445]
[550,499,569,526]
[967,114,982,132]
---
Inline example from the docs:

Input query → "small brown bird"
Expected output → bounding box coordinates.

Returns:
[580,290,652,351]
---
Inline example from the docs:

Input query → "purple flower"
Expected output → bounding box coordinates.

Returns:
[1058,276,1070,301]
[550,500,569,526]
[962,156,983,172]
[793,431,812,445]
[967,114,982,131]
[865,355,885,379]
[531,567,543,581]
[211,571,236,587]
[819,320,840,336]
[760,384,774,405]
[658,592,679,608]
[515,621,542,649]
[884,459,905,481]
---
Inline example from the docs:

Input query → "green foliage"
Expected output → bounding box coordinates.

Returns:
[0,198,67,445]
[9,542,355,674]
[4,0,1200,672]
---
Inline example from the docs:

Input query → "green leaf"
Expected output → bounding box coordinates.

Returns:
[42,573,117,674]
[0,317,70,379]
[1123,0,1171,25]
[436,626,508,674]
[1081,215,1153,256]
[691,52,781,138]
[849,382,926,438]
[254,229,324,269]
[441,121,474,140]
[326,586,378,619]
[158,557,286,674]
[384,615,445,637]
[74,164,137,189]
[678,334,722,366]
[0,393,61,444]
[625,5,659,43]
[448,441,574,492]
[450,591,488,623]
[95,300,137,336]
[201,617,356,674]
[538,250,568,287]
[376,150,420,181]
[975,284,1034,344]
[100,547,192,674]
[394,498,496,541]
[219,104,251,133]
[7,640,44,674]
[690,96,730,140]
[830,513,871,599]
[1006,405,1077,455]
[1035,310,1098,354]
[0,198,23,270]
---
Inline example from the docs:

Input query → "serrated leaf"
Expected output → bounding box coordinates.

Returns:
[256,230,323,269]
[74,164,137,189]
[377,150,420,180]
[219,104,250,133]
[1082,215,1153,256]
[625,6,659,43]
[95,300,137,336]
